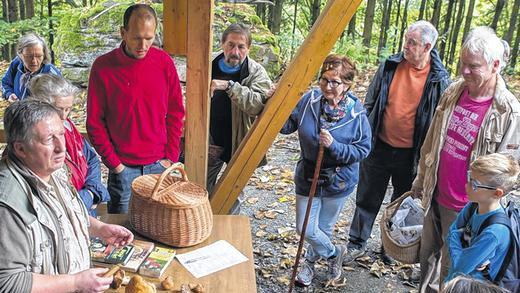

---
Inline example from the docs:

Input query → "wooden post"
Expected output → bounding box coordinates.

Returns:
[163,0,187,56]
[210,0,362,214]
[184,0,213,186]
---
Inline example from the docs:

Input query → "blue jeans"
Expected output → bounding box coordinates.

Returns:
[107,161,166,214]
[296,194,349,261]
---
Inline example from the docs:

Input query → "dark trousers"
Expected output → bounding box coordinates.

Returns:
[348,138,414,249]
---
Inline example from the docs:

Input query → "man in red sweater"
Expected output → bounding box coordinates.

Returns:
[87,4,184,213]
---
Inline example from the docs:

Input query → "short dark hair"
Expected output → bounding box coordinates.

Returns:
[221,23,251,47]
[320,54,358,84]
[123,4,157,30]
[4,100,60,151]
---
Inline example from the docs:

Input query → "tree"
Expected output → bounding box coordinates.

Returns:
[347,12,356,39]
[19,0,25,19]
[26,0,33,18]
[511,16,520,70]
[392,0,402,54]
[439,0,456,60]
[461,0,476,42]
[398,0,410,52]
[309,0,320,29]
[504,0,520,44]
[256,3,267,25]
[490,0,506,30]
[268,0,284,34]
[378,0,393,57]
[448,0,465,69]
[430,0,442,27]
[362,0,376,47]
[418,0,428,20]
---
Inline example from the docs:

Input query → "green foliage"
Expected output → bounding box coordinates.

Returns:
[0,17,49,47]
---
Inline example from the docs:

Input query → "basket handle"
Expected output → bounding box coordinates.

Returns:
[151,165,189,200]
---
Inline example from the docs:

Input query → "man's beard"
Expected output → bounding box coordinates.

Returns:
[225,54,241,66]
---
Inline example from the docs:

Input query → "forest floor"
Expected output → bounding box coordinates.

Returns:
[1,61,519,292]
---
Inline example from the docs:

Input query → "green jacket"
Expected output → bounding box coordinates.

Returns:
[216,53,272,156]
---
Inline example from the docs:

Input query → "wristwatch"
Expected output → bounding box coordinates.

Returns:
[227,80,235,90]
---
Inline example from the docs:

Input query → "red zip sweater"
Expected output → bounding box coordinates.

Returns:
[87,44,184,169]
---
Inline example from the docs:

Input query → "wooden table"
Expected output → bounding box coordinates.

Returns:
[100,214,257,292]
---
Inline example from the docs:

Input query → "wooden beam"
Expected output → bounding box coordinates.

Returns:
[210,0,362,214]
[163,0,188,56]
[184,0,213,187]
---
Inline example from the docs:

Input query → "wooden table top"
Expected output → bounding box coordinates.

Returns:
[100,214,257,293]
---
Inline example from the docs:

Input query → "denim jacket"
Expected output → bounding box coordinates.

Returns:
[281,88,372,197]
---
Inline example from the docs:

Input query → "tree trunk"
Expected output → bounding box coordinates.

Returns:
[309,0,320,29]
[448,0,465,70]
[26,0,33,17]
[490,0,506,30]
[418,0,427,20]
[290,0,298,59]
[362,0,376,47]
[398,0,409,52]
[505,0,520,44]
[378,0,393,57]
[439,0,455,60]
[267,0,284,34]
[347,12,356,39]
[2,0,11,60]
[430,0,442,27]
[7,0,17,21]
[19,0,25,19]
[256,3,266,25]
[48,0,55,63]
[392,0,402,54]
[461,0,476,41]
[511,15,520,70]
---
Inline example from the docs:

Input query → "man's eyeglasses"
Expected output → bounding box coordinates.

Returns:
[467,171,496,191]
[319,78,343,89]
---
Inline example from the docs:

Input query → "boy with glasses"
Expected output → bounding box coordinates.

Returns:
[446,153,519,284]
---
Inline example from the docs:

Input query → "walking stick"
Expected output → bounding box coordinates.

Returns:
[288,143,325,293]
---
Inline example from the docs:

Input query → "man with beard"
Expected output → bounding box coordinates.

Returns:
[207,23,272,214]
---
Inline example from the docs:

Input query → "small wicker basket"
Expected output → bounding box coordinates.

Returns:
[381,191,422,264]
[129,165,213,247]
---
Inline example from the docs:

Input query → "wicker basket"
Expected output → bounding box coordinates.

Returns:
[129,165,213,247]
[381,191,422,264]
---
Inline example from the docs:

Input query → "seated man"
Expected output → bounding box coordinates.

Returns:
[0,100,133,292]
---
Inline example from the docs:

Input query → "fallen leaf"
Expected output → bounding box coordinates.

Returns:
[276,276,290,286]
[246,197,259,205]
[264,210,278,219]
[255,230,267,237]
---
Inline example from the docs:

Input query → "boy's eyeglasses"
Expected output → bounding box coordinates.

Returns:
[467,170,497,191]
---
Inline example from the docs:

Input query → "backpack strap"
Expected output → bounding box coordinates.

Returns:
[459,203,479,247]
[476,211,515,283]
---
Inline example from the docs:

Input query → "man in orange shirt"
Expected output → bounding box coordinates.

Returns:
[344,21,450,264]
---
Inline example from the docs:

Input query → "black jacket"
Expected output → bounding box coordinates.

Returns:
[364,49,450,173]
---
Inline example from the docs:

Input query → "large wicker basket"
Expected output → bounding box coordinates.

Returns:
[381,191,422,264]
[129,165,213,247]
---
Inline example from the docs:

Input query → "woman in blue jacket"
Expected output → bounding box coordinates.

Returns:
[1,33,61,101]
[281,54,371,286]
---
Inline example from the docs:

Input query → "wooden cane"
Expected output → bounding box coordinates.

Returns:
[288,143,325,293]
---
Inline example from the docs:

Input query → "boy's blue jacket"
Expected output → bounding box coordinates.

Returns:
[281,88,372,197]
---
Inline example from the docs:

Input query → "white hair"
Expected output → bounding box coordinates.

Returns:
[408,20,438,48]
[461,26,506,73]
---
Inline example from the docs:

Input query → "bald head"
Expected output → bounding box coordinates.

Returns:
[123,4,157,30]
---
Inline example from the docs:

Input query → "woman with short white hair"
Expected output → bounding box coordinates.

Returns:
[1,33,61,102]
[29,74,110,216]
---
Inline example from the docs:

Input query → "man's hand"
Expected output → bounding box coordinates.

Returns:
[319,129,334,148]
[410,184,423,199]
[113,164,125,174]
[267,83,278,98]
[97,223,134,247]
[73,268,113,293]
[210,79,230,96]
[7,93,18,103]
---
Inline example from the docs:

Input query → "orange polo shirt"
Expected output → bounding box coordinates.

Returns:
[379,60,430,148]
